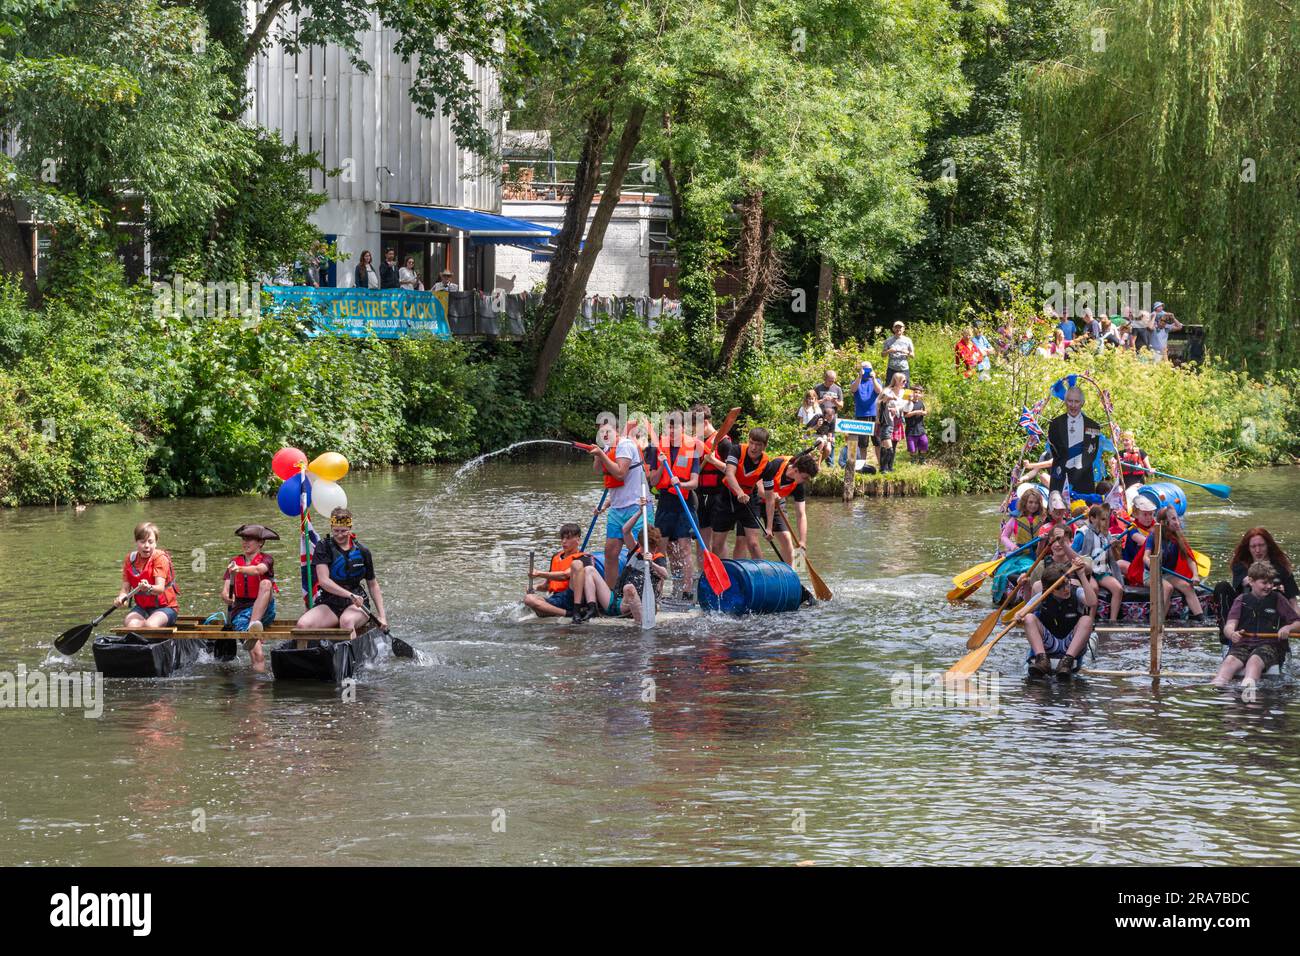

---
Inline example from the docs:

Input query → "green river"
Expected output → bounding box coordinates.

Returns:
[2,461,1299,865]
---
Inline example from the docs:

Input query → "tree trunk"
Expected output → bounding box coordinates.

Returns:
[0,193,41,309]
[814,253,834,350]
[530,103,647,398]
[717,189,777,371]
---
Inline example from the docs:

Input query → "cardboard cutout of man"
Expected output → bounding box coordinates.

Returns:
[1046,385,1101,495]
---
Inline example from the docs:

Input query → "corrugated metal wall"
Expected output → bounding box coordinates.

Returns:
[243,6,500,213]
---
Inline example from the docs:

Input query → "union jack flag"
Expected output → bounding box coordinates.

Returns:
[1018,404,1044,440]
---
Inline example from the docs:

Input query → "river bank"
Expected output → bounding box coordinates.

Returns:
[4,279,1298,507]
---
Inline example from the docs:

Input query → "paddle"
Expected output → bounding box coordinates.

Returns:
[746,497,817,604]
[646,426,731,596]
[580,488,609,552]
[774,498,832,601]
[54,584,146,656]
[946,568,1073,679]
[359,586,415,659]
[967,546,1048,649]
[1129,464,1231,500]
[950,513,1087,599]
[639,468,656,630]
[527,550,536,593]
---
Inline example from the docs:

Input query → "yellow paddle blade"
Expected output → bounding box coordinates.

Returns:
[1001,600,1025,624]
[953,557,1001,589]
[947,574,986,603]
[946,641,994,680]
[1193,548,1212,579]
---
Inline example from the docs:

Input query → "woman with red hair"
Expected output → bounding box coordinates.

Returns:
[1213,528,1298,622]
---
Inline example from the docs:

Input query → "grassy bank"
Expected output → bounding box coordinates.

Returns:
[2,277,1297,506]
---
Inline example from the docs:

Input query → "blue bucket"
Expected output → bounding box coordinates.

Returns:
[1136,481,1187,517]
[698,559,803,615]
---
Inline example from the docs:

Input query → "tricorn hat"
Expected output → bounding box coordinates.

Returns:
[235,524,280,542]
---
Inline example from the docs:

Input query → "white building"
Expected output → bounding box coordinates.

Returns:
[244,8,519,289]
[495,197,676,298]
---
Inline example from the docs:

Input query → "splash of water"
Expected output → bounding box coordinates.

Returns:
[452,440,581,480]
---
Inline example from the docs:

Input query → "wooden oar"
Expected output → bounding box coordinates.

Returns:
[54,584,145,656]
[967,546,1047,649]
[1129,464,1231,500]
[747,498,818,603]
[775,498,832,601]
[946,570,1072,679]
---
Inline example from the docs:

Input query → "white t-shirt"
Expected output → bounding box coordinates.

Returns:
[884,335,914,370]
[606,438,645,509]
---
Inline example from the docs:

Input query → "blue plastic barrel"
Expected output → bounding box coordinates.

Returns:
[1136,481,1187,517]
[698,559,803,615]
[591,550,629,579]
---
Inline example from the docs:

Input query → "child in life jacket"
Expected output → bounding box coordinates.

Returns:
[1143,507,1210,625]
[115,522,179,628]
[1073,504,1124,622]
[1023,564,1095,680]
[222,524,280,670]
[525,522,592,619]
[573,511,669,625]
[1213,561,1300,688]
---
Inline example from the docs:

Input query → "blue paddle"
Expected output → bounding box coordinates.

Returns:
[580,488,609,552]
[1130,464,1231,500]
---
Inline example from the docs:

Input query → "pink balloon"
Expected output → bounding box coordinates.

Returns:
[272,446,307,481]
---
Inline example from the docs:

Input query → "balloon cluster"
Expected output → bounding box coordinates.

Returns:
[272,446,351,518]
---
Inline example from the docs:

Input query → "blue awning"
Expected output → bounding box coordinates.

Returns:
[388,204,558,250]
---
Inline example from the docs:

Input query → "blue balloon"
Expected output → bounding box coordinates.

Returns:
[277,473,312,517]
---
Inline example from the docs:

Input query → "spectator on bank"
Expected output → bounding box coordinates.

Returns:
[814,369,844,420]
[1082,309,1102,342]
[1097,316,1123,349]
[433,269,460,292]
[883,321,915,385]
[878,372,909,473]
[798,389,821,428]
[1057,310,1077,346]
[380,248,400,289]
[1131,310,1152,351]
[972,326,993,378]
[1150,310,1183,361]
[797,390,835,464]
[1044,327,1067,359]
[905,385,930,464]
[845,360,883,471]
[398,255,423,291]
[354,250,380,289]
[955,327,985,379]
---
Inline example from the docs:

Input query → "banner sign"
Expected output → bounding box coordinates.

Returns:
[265,286,450,339]
[835,419,875,436]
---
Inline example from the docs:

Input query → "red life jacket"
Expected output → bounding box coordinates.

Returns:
[123,549,179,609]
[734,444,769,491]
[548,549,587,592]
[231,552,277,601]
[654,434,698,490]
[770,457,802,499]
[698,429,724,490]
[1119,448,1147,484]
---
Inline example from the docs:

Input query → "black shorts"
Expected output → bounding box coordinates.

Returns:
[733,494,763,532]
[319,592,364,616]
[654,490,697,541]
[769,504,790,534]
[708,492,737,533]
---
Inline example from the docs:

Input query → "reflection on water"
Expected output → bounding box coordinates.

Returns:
[2,460,1300,865]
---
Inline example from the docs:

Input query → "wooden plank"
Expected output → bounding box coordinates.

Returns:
[1081,669,1216,679]
[1095,625,1219,635]
[109,627,176,637]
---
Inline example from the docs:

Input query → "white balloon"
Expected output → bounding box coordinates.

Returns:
[311,478,347,517]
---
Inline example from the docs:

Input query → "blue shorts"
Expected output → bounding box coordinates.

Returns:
[230,599,277,631]
[130,605,177,626]
[606,503,650,541]
[545,590,575,614]
[654,492,697,541]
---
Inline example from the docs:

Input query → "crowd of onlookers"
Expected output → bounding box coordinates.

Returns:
[956,302,1189,377]
[799,321,928,475]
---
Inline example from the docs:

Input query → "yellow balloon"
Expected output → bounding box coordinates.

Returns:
[308,451,349,483]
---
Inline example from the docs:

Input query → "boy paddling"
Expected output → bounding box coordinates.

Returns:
[1213,561,1300,688]
[646,409,702,601]
[762,453,819,563]
[587,418,650,590]
[116,522,179,629]
[222,524,280,671]
[722,427,771,560]
[1021,563,1096,679]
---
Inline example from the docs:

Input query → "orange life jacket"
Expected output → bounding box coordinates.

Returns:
[123,549,179,609]
[770,457,802,499]
[734,444,769,491]
[654,434,698,490]
[698,429,724,490]
[231,552,278,602]
[548,549,587,592]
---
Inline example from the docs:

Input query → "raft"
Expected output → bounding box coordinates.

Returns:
[1097,584,1222,625]
[698,559,803,615]
[269,621,379,683]
[92,630,207,678]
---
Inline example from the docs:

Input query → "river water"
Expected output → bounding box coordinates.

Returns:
[2,460,1299,866]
